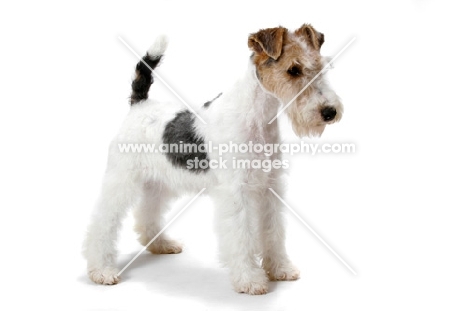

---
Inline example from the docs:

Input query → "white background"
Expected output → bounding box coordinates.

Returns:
[1,0,467,310]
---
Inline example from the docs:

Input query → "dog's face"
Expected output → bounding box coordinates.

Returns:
[248,24,343,137]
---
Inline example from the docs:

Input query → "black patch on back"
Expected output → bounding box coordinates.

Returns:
[203,93,222,109]
[162,110,209,173]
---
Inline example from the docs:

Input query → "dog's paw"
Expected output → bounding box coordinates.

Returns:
[88,267,120,285]
[268,266,300,281]
[232,269,269,295]
[264,261,300,281]
[234,280,269,295]
[147,239,183,254]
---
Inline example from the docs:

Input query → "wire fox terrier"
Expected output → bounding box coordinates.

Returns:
[83,24,344,295]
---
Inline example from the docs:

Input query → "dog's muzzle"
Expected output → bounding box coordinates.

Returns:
[320,106,337,122]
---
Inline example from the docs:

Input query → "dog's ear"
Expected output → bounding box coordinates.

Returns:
[248,27,286,60]
[295,24,324,50]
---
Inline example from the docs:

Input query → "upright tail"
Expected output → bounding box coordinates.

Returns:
[130,35,168,105]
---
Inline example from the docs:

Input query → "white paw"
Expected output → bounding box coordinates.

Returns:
[147,239,183,254]
[88,267,120,285]
[234,280,269,295]
[264,262,300,281]
[232,269,269,295]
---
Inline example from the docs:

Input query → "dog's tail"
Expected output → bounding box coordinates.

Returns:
[130,35,168,105]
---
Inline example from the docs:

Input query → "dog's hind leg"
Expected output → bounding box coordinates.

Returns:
[133,181,182,254]
[83,169,142,285]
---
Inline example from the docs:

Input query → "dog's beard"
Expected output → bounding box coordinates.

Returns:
[291,122,326,138]
[287,107,326,138]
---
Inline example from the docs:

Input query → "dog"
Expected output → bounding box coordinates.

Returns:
[83,24,343,295]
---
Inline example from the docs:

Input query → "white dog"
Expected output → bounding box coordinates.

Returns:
[83,24,343,295]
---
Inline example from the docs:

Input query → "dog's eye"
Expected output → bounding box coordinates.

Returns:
[287,66,301,77]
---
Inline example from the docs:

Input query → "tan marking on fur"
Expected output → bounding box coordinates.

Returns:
[248,27,286,60]
[249,26,330,136]
[295,23,324,50]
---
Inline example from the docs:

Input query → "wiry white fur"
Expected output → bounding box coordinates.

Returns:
[147,34,168,58]
[83,32,341,295]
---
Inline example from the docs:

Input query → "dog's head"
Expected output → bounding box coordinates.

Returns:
[248,24,343,137]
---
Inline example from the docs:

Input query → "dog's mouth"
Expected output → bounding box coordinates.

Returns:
[306,107,340,137]
[288,105,341,138]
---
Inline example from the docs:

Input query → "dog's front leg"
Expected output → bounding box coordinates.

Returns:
[212,186,269,295]
[260,184,300,281]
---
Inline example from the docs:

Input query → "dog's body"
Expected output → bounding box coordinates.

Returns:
[84,25,343,295]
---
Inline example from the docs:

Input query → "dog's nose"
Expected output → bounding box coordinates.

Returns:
[320,107,336,122]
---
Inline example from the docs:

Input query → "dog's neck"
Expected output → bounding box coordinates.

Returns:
[240,61,281,143]
[249,61,281,123]
[201,61,282,144]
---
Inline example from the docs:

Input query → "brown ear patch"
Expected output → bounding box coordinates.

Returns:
[248,27,286,60]
[295,24,324,50]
